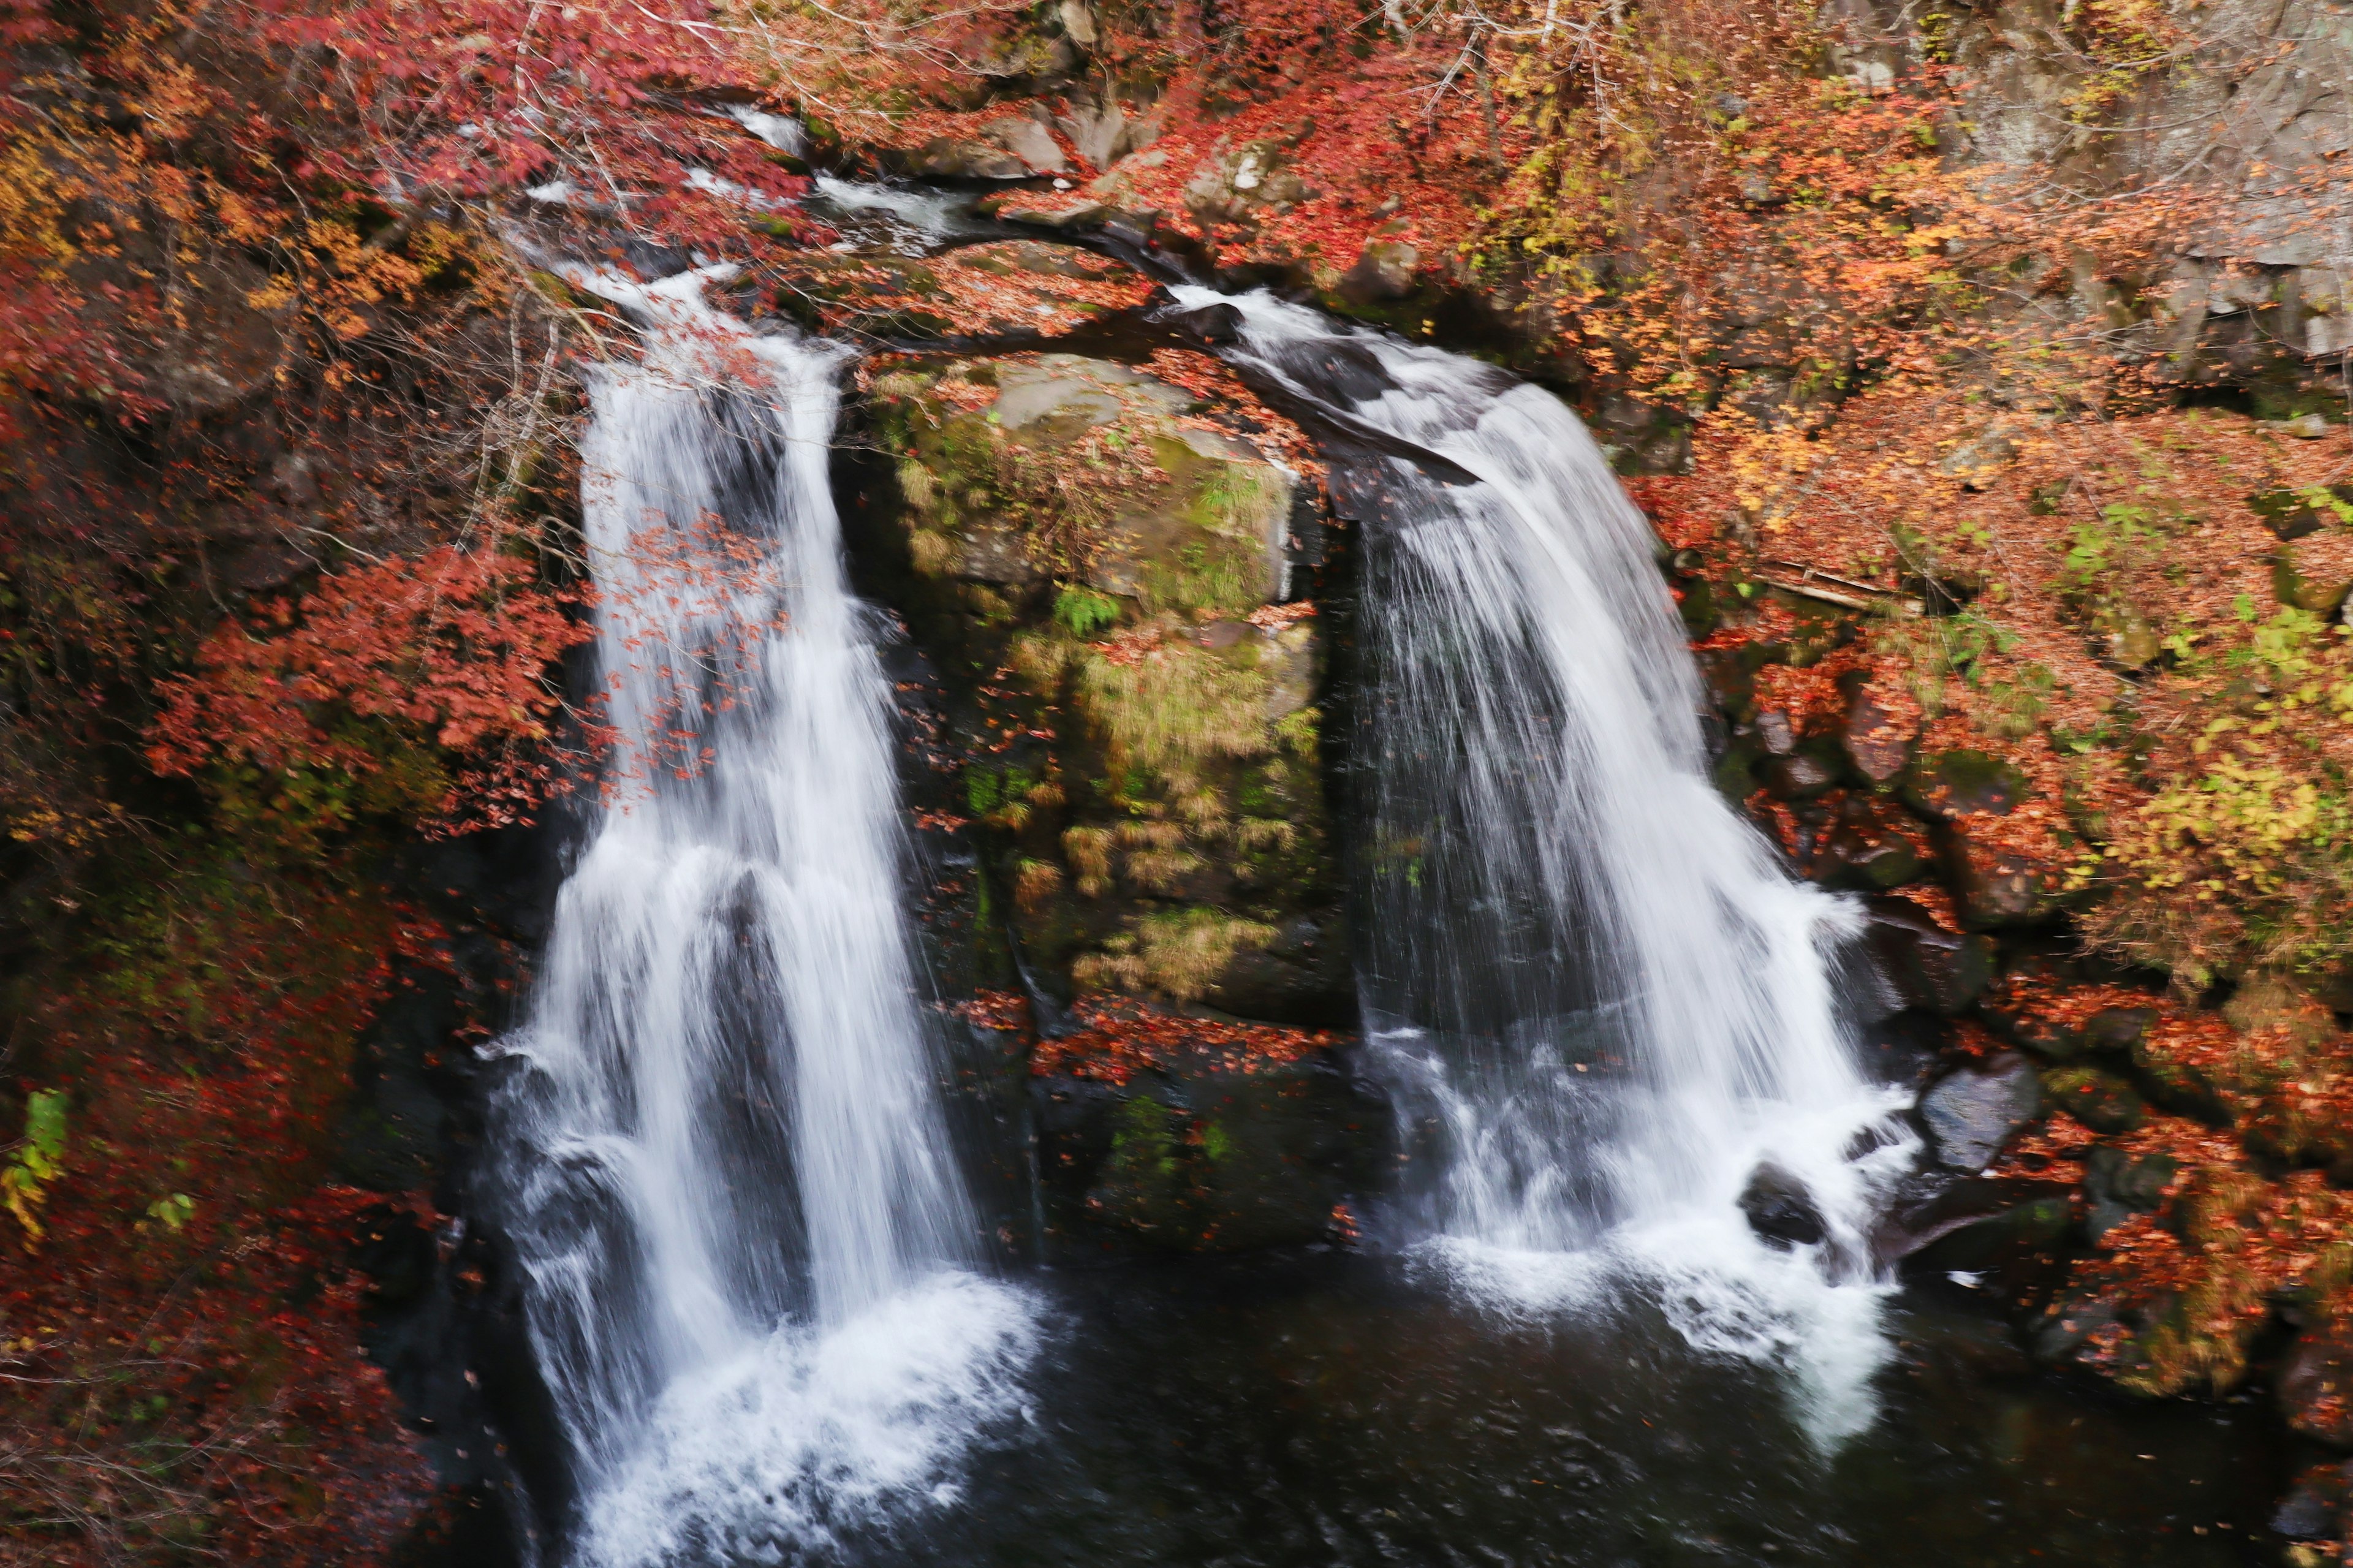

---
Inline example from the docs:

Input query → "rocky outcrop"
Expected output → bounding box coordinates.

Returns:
[856,344,1346,1026]
[1031,1010,1387,1253]
[1919,1051,2042,1172]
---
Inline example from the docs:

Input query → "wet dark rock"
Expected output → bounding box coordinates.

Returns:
[2078,1004,2157,1058]
[2033,1288,2129,1365]
[2082,1145,2175,1244]
[1976,975,2083,1060]
[1762,749,1840,801]
[1695,648,1757,722]
[1753,708,1797,756]
[1037,1051,1387,1253]
[1676,576,1720,635]
[1887,1175,2073,1276]
[1738,1162,1827,1249]
[1855,1012,1949,1088]
[1860,898,1995,1016]
[1164,300,1246,344]
[1918,1051,2042,1171]
[2272,1461,2350,1539]
[2041,1066,2145,1134]
[2131,1030,2240,1127]
[1903,748,2028,820]
[2280,1324,2353,1448]
[1808,792,1927,892]
[1945,826,2056,931]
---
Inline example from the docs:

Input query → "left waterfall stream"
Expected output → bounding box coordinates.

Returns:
[475,264,1038,1567]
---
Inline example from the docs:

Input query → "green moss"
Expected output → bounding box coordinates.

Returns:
[1075,907,1277,1001]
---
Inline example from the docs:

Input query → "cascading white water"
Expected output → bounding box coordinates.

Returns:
[1182,287,1915,1440]
[482,267,1034,1564]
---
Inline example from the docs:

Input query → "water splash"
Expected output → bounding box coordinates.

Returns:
[1184,286,1916,1442]
[480,266,1032,1556]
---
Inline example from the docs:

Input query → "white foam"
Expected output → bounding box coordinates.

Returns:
[578,1273,1040,1567]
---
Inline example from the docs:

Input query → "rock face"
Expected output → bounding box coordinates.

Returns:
[858,348,1346,1025]
[1034,1046,1384,1252]
[1919,1051,2042,1171]
[1862,898,1994,1015]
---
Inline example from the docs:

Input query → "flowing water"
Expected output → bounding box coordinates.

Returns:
[458,245,2280,1566]
[1178,287,1915,1441]
[477,267,1035,1566]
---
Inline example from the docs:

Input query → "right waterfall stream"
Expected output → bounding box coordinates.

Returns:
[1183,286,1917,1441]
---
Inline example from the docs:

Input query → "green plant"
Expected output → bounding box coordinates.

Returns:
[1054,584,1122,638]
[1,1089,67,1241]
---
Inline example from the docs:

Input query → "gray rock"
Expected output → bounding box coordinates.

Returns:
[1919,1051,2041,1171]
[1862,898,1995,1016]
[2082,1144,2174,1244]
[1057,101,1127,170]
[1337,237,1419,305]
[980,115,1067,175]
[909,136,1029,181]
[1945,825,2055,931]
[2281,1325,2353,1447]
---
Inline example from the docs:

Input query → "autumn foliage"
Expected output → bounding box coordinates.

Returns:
[147,546,589,839]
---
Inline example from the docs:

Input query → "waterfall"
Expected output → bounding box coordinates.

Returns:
[1181,287,1915,1440]
[481,267,1035,1564]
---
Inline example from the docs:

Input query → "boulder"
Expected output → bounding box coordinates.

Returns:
[1182,138,1315,226]
[2078,1005,2156,1058]
[1974,970,2085,1060]
[1886,1175,2074,1275]
[1918,1051,2042,1171]
[1836,675,1918,785]
[2131,1028,2240,1126]
[1903,748,2028,819]
[1738,1162,1827,1249]
[1861,898,1995,1015]
[1807,792,1928,892]
[1762,749,1840,801]
[862,352,1341,1019]
[979,115,1069,175]
[2040,1065,2145,1134]
[2081,1144,2175,1243]
[1162,301,1246,344]
[1944,824,2057,930]
[2281,1325,2353,1448]
[905,135,1031,181]
[1336,237,1420,305]
[1056,102,1128,171]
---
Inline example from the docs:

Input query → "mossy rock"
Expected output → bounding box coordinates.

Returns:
[1903,748,2029,819]
[2041,1065,2145,1134]
[857,352,1344,1023]
[1051,1053,1377,1252]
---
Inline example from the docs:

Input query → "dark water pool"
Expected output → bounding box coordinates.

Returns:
[838,1254,2278,1568]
